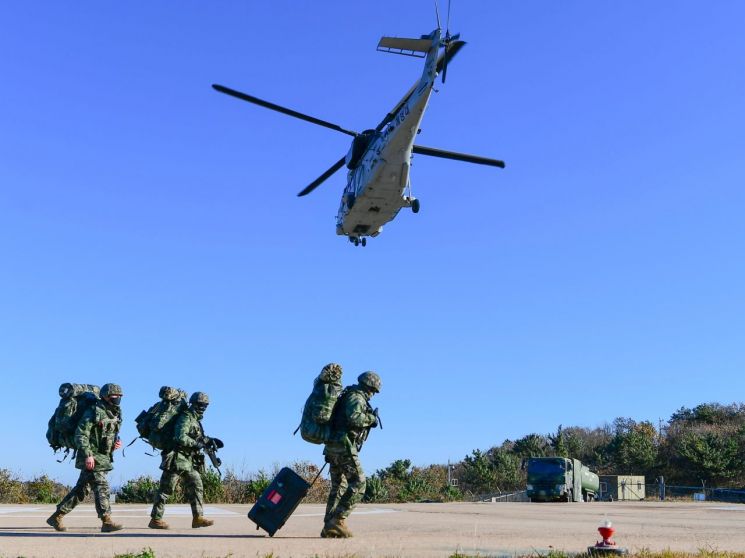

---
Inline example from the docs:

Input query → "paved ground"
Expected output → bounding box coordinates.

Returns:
[1,501,745,557]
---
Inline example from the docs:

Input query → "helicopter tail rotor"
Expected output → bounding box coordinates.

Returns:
[440,0,459,83]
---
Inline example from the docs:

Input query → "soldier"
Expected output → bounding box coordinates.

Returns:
[322,371,381,538]
[46,383,124,533]
[149,391,215,529]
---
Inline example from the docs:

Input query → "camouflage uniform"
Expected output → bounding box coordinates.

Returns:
[150,393,212,527]
[323,372,381,536]
[54,384,122,522]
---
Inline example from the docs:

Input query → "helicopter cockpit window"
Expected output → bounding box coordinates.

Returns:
[345,130,378,169]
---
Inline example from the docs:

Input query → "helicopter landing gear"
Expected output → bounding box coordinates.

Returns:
[348,236,367,247]
[411,198,420,213]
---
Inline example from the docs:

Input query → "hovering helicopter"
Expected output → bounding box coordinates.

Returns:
[213,13,504,246]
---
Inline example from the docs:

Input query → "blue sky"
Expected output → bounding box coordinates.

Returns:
[1,1,744,486]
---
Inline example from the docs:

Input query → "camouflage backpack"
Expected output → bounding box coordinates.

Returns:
[134,386,188,450]
[297,364,343,444]
[46,383,100,453]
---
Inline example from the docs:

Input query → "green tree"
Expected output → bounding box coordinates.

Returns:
[511,434,549,457]
[460,449,499,494]
[676,430,740,483]
[609,421,658,473]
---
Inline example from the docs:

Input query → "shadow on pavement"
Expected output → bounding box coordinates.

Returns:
[0,529,265,539]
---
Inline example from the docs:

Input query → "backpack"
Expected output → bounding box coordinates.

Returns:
[46,383,100,452]
[134,386,188,450]
[298,375,343,444]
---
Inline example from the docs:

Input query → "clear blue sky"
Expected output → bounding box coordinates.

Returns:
[1,1,744,486]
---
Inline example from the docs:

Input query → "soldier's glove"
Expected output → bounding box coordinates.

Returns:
[368,414,379,428]
[85,456,96,471]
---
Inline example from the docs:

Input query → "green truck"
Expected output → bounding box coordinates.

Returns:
[525,457,599,502]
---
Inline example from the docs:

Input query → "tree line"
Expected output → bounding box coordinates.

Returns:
[3,402,745,504]
[443,402,745,497]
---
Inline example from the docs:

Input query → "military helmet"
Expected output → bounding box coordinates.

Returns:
[100,383,123,398]
[358,371,381,393]
[189,391,210,406]
[319,363,343,383]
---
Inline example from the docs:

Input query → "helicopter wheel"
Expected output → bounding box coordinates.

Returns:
[361,238,367,247]
[411,199,420,213]
[354,238,360,246]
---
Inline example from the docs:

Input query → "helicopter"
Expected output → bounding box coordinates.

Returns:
[212,17,504,247]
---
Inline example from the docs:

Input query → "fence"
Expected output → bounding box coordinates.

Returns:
[468,482,745,504]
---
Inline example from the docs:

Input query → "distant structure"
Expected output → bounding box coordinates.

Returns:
[599,475,646,501]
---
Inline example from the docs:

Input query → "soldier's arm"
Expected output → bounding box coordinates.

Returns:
[74,408,95,458]
[346,392,376,429]
[174,413,199,449]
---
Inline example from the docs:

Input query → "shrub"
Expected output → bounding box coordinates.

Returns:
[201,468,225,503]
[118,475,160,503]
[24,475,68,503]
[0,469,27,503]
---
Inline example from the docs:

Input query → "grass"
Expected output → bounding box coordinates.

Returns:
[114,549,156,558]
[450,551,745,558]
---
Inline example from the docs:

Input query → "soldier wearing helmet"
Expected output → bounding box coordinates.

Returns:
[149,391,216,529]
[321,371,382,539]
[47,383,124,533]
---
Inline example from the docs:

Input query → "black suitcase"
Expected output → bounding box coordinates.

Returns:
[248,466,320,537]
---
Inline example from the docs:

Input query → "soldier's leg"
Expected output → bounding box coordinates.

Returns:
[333,454,366,520]
[48,470,91,530]
[56,470,92,515]
[186,470,213,528]
[324,456,348,524]
[91,471,112,519]
[183,469,205,518]
[151,471,179,520]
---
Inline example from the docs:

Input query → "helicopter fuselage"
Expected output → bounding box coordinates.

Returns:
[336,33,440,240]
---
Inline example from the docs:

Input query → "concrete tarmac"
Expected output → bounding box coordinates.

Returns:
[1,501,745,557]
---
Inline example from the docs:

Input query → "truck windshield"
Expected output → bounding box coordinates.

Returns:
[528,460,565,475]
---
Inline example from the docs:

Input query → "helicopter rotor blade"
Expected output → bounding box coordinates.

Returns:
[441,43,450,84]
[437,39,465,78]
[434,0,441,29]
[412,145,505,168]
[297,156,347,197]
[441,0,453,83]
[212,84,358,138]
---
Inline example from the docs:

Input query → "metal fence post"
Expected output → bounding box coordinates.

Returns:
[659,476,665,501]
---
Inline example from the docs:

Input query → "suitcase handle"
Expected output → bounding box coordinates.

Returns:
[310,462,328,486]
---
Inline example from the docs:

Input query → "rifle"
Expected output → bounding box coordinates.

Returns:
[199,436,224,477]
[360,407,383,448]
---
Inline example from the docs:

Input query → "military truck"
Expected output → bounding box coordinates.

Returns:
[525,457,599,502]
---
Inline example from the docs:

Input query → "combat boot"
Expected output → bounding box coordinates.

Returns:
[335,517,353,538]
[148,518,170,530]
[323,516,353,538]
[192,516,214,528]
[46,510,67,532]
[100,514,123,532]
